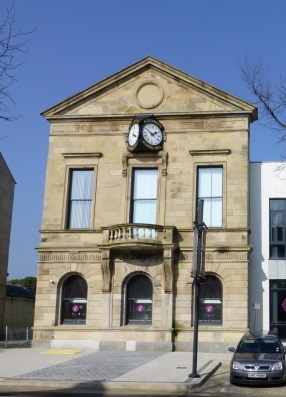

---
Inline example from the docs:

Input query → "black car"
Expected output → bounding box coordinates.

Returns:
[228,331,286,385]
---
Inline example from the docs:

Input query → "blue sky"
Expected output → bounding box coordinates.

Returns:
[1,0,285,279]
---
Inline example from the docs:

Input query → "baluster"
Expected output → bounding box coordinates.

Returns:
[134,226,138,239]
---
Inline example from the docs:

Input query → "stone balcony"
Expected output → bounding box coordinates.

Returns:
[99,223,177,252]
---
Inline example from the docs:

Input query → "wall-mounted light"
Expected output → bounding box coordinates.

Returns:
[49,280,55,284]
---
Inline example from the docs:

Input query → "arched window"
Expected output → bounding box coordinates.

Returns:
[61,275,87,324]
[126,274,152,325]
[199,275,222,324]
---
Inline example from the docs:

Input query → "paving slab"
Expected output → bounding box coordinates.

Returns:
[0,348,230,394]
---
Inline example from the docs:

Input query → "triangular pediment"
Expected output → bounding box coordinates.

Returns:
[41,57,257,121]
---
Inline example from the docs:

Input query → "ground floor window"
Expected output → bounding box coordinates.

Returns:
[126,274,152,324]
[199,275,222,324]
[270,279,286,339]
[61,275,87,324]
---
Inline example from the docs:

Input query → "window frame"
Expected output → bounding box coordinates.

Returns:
[66,168,94,229]
[198,274,223,325]
[269,199,286,259]
[125,274,153,325]
[196,165,223,228]
[129,167,158,224]
[61,274,88,325]
[63,167,96,230]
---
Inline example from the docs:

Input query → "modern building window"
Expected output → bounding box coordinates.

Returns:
[67,169,94,229]
[130,168,158,224]
[269,199,286,258]
[270,280,286,339]
[197,167,223,227]
[199,275,222,324]
[61,275,87,324]
[126,274,152,324]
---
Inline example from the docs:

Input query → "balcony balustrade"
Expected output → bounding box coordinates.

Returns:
[100,223,176,251]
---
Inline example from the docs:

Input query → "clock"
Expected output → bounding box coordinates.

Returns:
[142,123,163,146]
[128,123,140,146]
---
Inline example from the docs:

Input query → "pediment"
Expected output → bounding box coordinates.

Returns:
[42,57,257,121]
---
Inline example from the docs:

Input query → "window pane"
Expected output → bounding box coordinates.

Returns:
[211,168,223,197]
[69,201,92,229]
[198,168,222,198]
[270,200,285,211]
[210,198,222,227]
[133,200,157,224]
[198,169,212,197]
[134,169,158,199]
[71,170,93,199]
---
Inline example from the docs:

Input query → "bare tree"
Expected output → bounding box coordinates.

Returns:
[0,2,32,122]
[240,52,286,144]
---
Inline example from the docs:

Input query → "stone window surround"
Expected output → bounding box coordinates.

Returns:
[190,149,230,229]
[61,152,102,230]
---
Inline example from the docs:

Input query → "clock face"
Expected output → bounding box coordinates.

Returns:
[142,123,163,146]
[128,124,140,146]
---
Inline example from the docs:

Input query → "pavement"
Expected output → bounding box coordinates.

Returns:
[0,346,232,394]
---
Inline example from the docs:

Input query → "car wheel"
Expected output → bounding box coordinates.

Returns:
[229,375,234,385]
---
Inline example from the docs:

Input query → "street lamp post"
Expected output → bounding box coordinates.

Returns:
[189,199,207,378]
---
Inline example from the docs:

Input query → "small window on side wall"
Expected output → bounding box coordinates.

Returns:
[61,275,87,325]
[197,167,223,227]
[67,169,94,229]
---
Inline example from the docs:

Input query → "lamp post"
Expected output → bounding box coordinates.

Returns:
[189,199,207,379]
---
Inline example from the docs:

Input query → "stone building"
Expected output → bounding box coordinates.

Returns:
[33,57,257,351]
[0,153,16,338]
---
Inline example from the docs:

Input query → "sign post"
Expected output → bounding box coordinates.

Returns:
[189,199,207,378]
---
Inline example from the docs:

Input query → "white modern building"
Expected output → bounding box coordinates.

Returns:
[250,161,286,338]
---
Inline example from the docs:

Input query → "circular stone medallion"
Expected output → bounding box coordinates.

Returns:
[136,82,164,109]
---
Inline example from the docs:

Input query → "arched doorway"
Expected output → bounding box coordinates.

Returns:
[126,274,152,324]
[61,275,87,324]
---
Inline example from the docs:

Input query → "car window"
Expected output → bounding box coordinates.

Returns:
[237,338,282,353]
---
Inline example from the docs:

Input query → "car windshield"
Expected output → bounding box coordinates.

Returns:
[237,338,282,354]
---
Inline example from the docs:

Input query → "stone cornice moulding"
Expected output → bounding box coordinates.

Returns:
[44,111,256,123]
[62,152,102,159]
[189,149,231,156]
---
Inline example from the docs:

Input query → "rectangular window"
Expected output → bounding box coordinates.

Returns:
[130,168,158,224]
[270,280,286,339]
[197,167,223,227]
[67,169,94,229]
[270,199,286,258]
